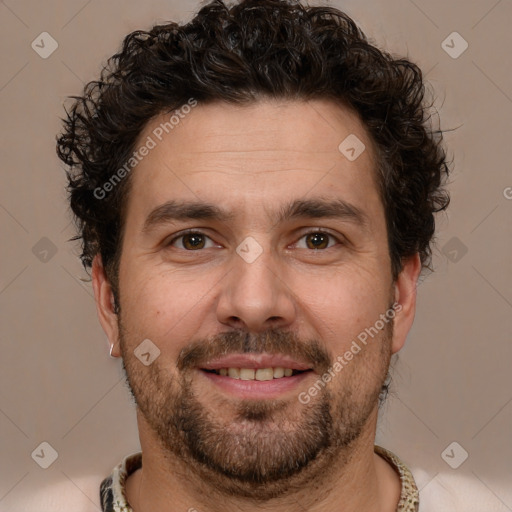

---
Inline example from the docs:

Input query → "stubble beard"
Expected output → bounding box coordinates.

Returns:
[119,323,393,500]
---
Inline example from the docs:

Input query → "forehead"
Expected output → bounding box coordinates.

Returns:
[125,99,383,227]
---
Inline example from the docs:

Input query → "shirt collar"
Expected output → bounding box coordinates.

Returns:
[100,445,419,511]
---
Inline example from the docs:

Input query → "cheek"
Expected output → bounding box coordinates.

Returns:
[292,267,391,356]
[118,266,218,352]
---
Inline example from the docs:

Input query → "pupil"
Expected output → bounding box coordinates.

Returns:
[308,233,327,249]
[185,234,204,249]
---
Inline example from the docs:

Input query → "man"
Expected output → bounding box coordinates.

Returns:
[56,0,450,510]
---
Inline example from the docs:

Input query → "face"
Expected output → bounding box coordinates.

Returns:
[94,98,420,498]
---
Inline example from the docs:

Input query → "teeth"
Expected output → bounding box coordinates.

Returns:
[273,367,285,378]
[228,368,240,379]
[214,367,303,380]
[240,368,255,380]
[255,368,274,381]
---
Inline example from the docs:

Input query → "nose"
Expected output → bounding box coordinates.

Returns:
[215,244,297,333]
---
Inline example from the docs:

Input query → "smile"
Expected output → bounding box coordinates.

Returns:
[198,353,315,399]
[203,367,307,380]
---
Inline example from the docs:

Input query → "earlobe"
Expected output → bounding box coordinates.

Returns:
[91,254,121,357]
[390,253,422,354]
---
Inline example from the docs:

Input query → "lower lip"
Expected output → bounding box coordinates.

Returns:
[199,370,313,399]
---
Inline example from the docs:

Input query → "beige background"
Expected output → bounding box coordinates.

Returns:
[0,0,511,511]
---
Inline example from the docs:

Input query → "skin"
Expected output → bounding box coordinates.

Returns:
[92,98,421,512]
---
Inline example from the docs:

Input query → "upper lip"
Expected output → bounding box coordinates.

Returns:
[200,353,313,371]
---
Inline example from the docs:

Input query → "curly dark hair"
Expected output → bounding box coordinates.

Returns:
[56,0,450,300]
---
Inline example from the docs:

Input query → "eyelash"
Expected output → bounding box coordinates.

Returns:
[166,229,343,251]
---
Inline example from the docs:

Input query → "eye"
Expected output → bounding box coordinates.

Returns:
[167,231,217,250]
[295,231,340,250]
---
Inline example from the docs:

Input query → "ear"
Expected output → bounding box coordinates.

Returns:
[91,254,121,357]
[390,253,422,354]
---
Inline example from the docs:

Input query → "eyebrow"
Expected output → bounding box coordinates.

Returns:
[142,197,370,233]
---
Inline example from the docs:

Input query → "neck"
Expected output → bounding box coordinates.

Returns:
[125,408,401,512]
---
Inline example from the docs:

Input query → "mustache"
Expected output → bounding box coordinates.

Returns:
[176,328,331,373]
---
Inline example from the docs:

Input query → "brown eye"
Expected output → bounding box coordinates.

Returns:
[295,231,340,250]
[168,231,215,250]
[305,232,330,250]
[181,233,206,250]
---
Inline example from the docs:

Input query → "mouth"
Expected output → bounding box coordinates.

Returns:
[198,354,315,399]
[202,367,309,380]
